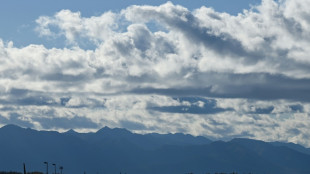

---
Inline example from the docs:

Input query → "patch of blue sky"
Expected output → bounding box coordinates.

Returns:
[0,0,262,48]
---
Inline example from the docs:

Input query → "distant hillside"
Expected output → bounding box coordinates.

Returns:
[0,125,310,174]
[270,141,310,155]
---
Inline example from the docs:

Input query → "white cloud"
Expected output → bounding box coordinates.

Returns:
[33,1,310,81]
[36,10,117,44]
[0,0,310,147]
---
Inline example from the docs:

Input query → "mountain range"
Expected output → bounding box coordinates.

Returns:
[0,124,310,174]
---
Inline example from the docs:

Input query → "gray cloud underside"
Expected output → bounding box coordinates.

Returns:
[130,72,310,102]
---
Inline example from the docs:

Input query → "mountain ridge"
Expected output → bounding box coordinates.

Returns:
[1,124,310,174]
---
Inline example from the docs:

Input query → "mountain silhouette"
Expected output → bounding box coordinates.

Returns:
[270,141,310,155]
[0,124,310,174]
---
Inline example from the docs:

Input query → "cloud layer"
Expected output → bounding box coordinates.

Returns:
[1,0,310,146]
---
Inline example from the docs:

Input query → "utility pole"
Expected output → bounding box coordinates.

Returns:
[23,163,26,174]
[44,162,48,174]
[59,166,63,174]
[52,164,56,174]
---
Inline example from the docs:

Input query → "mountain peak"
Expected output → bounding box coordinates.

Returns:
[96,126,132,135]
[96,126,111,133]
[65,129,78,134]
[0,124,23,130]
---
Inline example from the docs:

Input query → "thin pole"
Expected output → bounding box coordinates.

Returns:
[44,162,48,174]
[23,163,26,174]
[59,166,63,174]
[52,164,56,174]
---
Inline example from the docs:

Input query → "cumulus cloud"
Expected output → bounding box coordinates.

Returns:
[31,0,310,98]
[0,0,310,147]
[36,10,117,44]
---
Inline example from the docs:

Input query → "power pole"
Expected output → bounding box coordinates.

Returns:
[44,162,48,174]
[23,163,26,174]
[52,164,56,174]
[59,166,63,174]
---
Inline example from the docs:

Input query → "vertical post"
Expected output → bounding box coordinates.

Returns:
[59,166,63,174]
[23,163,26,174]
[52,164,56,174]
[44,162,48,174]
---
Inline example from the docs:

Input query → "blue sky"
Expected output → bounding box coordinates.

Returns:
[0,0,261,47]
[1,0,310,147]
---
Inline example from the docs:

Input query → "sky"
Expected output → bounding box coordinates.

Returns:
[1,0,310,147]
